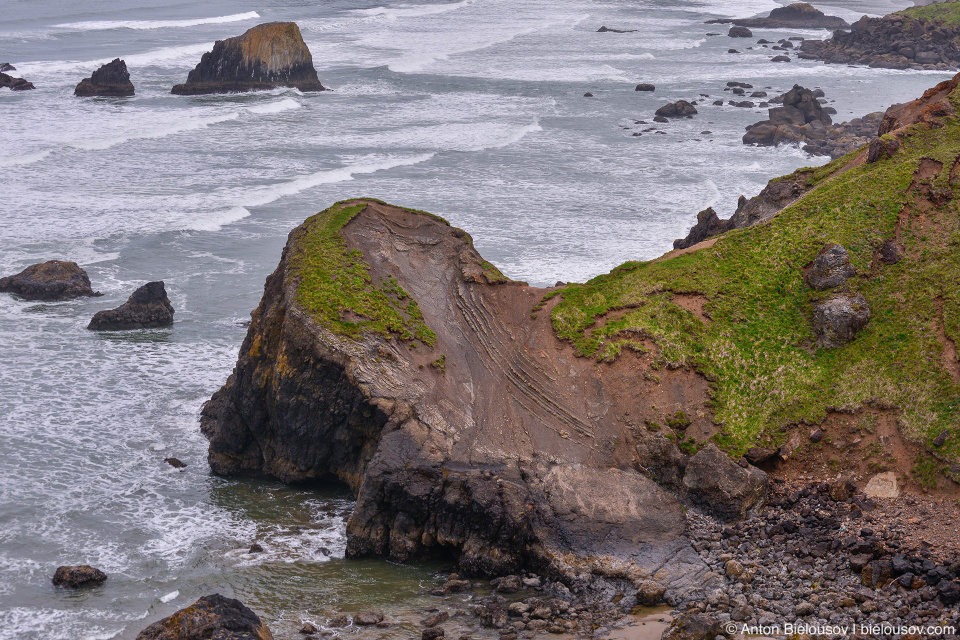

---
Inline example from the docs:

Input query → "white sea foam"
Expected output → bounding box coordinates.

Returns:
[0,150,52,168]
[353,1,474,20]
[248,98,302,115]
[54,11,260,31]
[19,43,213,76]
[159,590,179,604]
[69,112,240,151]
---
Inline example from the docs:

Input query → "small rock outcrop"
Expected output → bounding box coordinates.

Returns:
[728,26,753,37]
[87,281,174,330]
[812,292,871,348]
[635,83,655,92]
[0,261,100,301]
[172,22,325,95]
[673,207,733,250]
[682,444,768,521]
[733,3,849,29]
[75,58,134,97]
[0,63,14,72]
[799,12,960,70]
[867,136,901,163]
[0,72,34,91]
[805,243,856,290]
[655,100,697,118]
[136,594,274,640]
[597,26,636,33]
[52,565,107,588]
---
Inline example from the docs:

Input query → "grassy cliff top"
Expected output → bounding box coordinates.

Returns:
[551,87,960,469]
[288,200,438,346]
[899,0,960,25]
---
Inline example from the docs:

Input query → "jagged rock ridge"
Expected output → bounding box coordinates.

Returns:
[75,58,134,97]
[172,22,325,95]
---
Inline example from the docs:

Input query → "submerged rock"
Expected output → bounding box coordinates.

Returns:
[0,260,100,301]
[728,26,753,37]
[136,594,273,640]
[655,100,697,118]
[87,281,174,331]
[635,83,656,92]
[52,565,107,588]
[201,199,717,600]
[172,22,325,95]
[812,291,871,348]
[75,58,134,97]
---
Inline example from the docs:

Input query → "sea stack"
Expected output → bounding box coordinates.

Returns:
[74,59,135,97]
[172,22,325,95]
[87,281,174,331]
[0,260,100,301]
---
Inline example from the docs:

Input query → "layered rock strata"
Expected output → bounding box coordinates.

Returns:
[75,58,134,97]
[172,22,325,95]
[201,200,757,601]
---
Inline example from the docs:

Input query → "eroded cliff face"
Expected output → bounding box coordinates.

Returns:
[202,200,726,601]
[172,22,325,95]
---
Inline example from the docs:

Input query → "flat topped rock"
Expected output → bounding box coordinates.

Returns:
[172,22,325,95]
[734,2,849,29]
[53,565,107,588]
[88,281,174,330]
[0,260,100,301]
[75,58,134,97]
[136,594,274,640]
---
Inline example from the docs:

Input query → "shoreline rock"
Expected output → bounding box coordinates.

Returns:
[87,281,174,331]
[75,58,134,97]
[733,2,848,29]
[52,565,107,588]
[0,72,34,91]
[136,594,274,640]
[172,22,325,95]
[0,261,101,301]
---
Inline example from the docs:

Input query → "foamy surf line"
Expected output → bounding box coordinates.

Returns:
[188,154,436,231]
[54,11,259,31]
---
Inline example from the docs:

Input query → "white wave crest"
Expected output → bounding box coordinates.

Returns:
[248,98,302,115]
[54,11,260,32]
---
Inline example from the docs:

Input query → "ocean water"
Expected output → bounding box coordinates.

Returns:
[0,0,953,637]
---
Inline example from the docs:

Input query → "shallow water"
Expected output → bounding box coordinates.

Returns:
[0,0,952,637]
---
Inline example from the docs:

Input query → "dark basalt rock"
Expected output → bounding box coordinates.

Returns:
[655,100,697,118]
[75,58,134,97]
[771,55,791,62]
[728,26,753,37]
[805,243,856,290]
[682,444,768,521]
[0,63,15,72]
[879,238,904,264]
[635,83,655,92]
[812,292,871,348]
[597,26,636,33]
[136,594,274,640]
[0,72,34,91]
[87,281,174,331]
[0,260,100,301]
[53,565,107,588]
[799,13,960,70]
[172,22,325,95]
[733,3,849,29]
[673,207,733,250]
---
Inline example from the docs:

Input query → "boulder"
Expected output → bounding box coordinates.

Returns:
[812,292,870,348]
[804,243,856,290]
[87,281,174,331]
[771,55,791,62]
[734,3,849,29]
[354,610,385,626]
[635,83,656,92]
[0,72,34,91]
[864,471,899,499]
[673,207,734,250]
[135,594,273,640]
[867,136,900,163]
[662,613,721,640]
[682,444,768,520]
[74,58,134,97]
[172,22,325,95]
[635,579,667,606]
[52,565,107,588]
[728,26,753,38]
[879,238,904,264]
[0,260,100,301]
[655,100,697,118]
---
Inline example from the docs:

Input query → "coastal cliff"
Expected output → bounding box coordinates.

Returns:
[172,22,325,95]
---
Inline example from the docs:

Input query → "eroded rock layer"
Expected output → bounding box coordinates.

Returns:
[172,22,325,95]
[202,201,729,601]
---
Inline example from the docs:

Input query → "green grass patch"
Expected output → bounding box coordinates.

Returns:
[289,200,436,345]
[899,0,960,25]
[551,108,960,457]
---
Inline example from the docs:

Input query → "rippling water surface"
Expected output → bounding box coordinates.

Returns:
[0,0,951,637]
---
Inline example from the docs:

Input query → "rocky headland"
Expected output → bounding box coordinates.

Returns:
[799,2,960,70]
[172,22,325,95]
[0,260,100,301]
[74,58,134,97]
[87,281,174,330]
